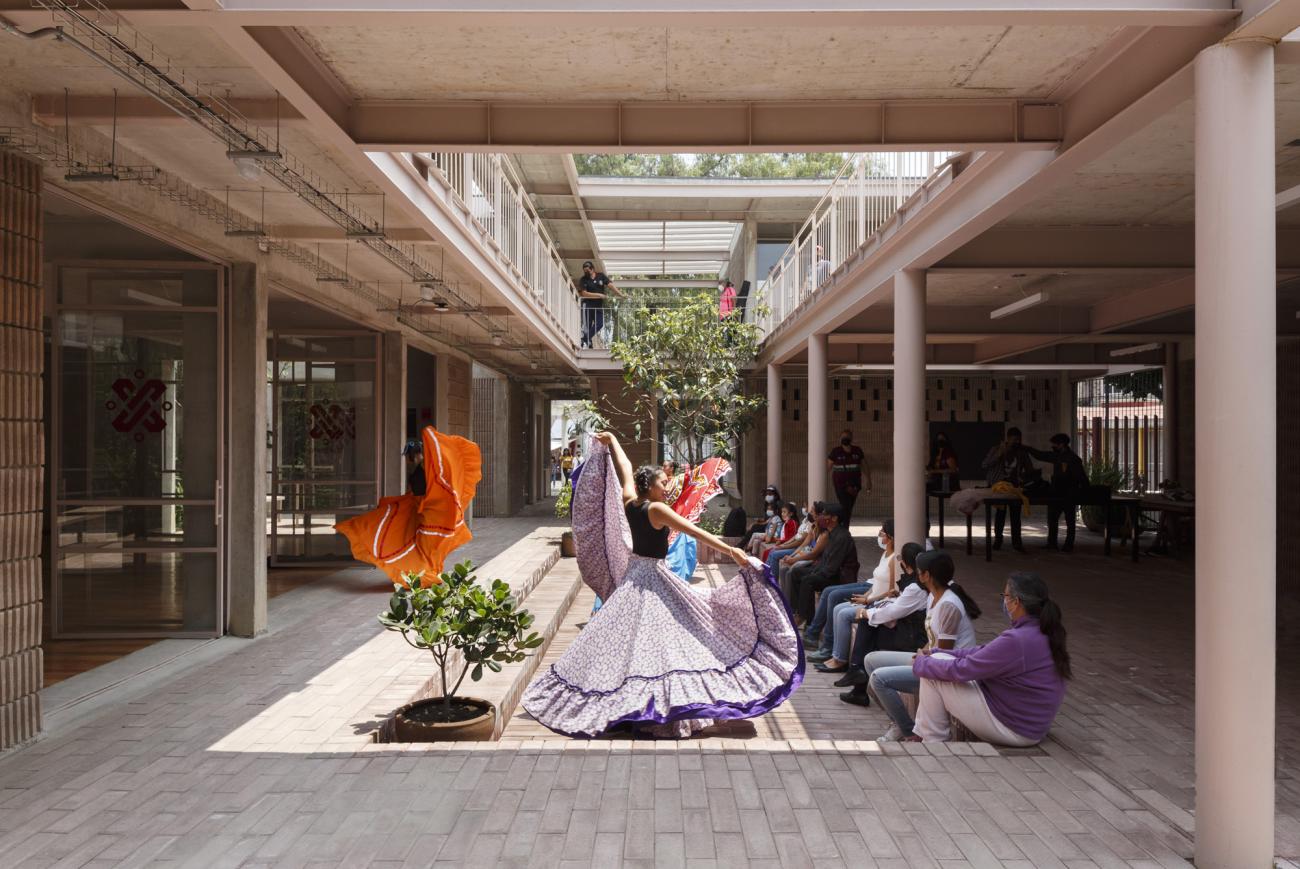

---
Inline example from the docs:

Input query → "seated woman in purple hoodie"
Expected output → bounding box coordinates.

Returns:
[911,572,1070,745]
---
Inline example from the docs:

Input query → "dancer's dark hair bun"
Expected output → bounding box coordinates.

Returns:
[633,465,661,496]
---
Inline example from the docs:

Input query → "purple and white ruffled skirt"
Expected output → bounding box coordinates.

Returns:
[521,442,803,738]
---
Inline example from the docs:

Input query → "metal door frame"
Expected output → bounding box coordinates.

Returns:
[267,329,382,566]
[49,260,225,639]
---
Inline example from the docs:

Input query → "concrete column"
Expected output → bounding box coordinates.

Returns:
[766,363,782,490]
[1057,375,1075,440]
[1162,343,1178,482]
[227,262,268,638]
[381,332,406,496]
[1193,39,1275,869]
[806,333,828,503]
[893,270,926,545]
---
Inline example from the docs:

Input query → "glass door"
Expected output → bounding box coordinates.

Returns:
[267,331,380,563]
[51,264,223,638]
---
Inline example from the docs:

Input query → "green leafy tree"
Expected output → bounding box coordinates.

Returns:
[574,152,848,179]
[605,293,767,465]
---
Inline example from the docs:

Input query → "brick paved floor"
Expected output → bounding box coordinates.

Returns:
[0,513,1295,866]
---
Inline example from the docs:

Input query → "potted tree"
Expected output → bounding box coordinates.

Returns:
[379,561,543,741]
[555,479,576,557]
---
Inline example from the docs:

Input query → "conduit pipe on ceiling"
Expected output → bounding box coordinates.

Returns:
[2,3,554,370]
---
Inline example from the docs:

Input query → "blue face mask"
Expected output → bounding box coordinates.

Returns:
[1002,597,1012,622]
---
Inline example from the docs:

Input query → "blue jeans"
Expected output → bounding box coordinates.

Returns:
[831,601,865,661]
[865,650,919,735]
[808,582,870,648]
[766,548,797,578]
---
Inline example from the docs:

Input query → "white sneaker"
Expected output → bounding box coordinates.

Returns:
[877,724,902,742]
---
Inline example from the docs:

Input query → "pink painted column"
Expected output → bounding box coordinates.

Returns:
[766,363,782,490]
[1194,38,1276,869]
[806,334,828,503]
[893,269,927,545]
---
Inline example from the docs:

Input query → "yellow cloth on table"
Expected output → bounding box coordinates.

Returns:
[990,481,1030,516]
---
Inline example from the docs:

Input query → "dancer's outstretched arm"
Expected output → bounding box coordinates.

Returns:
[595,431,638,504]
[647,502,749,568]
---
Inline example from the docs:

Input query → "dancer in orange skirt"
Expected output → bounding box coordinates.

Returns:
[335,426,482,584]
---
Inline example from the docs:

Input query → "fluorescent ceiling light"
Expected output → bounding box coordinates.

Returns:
[989,291,1048,320]
[1109,343,1161,358]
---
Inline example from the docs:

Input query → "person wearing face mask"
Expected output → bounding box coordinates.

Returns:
[1025,433,1088,552]
[835,542,929,704]
[810,521,901,671]
[862,550,981,740]
[786,505,857,625]
[805,519,895,662]
[746,485,782,539]
[912,571,1070,744]
[926,432,960,494]
[827,429,869,528]
[766,500,816,578]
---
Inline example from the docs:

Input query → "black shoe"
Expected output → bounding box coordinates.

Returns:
[1061,544,1074,553]
[815,662,848,674]
[993,538,1003,550]
[839,690,871,707]
[834,668,867,688]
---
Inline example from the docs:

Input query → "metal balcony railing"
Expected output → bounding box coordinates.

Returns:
[417,153,582,346]
[752,151,957,336]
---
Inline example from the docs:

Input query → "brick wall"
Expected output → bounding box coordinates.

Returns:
[745,372,1062,521]
[0,152,43,750]
[444,356,471,437]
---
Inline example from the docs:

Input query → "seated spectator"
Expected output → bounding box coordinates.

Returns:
[758,501,801,559]
[807,519,895,662]
[787,505,856,625]
[746,485,782,538]
[862,550,981,740]
[746,502,786,555]
[832,542,925,701]
[778,503,824,599]
[765,501,815,577]
[816,527,912,673]
[912,572,1069,745]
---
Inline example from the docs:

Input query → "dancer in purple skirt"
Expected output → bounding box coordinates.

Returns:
[522,432,803,737]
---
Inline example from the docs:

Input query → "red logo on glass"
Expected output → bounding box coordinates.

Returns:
[105,370,171,441]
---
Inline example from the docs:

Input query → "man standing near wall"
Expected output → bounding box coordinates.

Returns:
[827,428,869,528]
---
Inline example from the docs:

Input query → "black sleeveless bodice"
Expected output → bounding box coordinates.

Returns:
[625,500,670,558]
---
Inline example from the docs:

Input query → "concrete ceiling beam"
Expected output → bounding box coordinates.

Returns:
[0,1,1239,28]
[350,99,1062,152]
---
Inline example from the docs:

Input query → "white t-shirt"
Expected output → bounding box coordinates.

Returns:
[924,587,977,650]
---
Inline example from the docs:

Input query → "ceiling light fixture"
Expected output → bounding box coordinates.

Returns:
[1109,342,1162,358]
[989,291,1048,320]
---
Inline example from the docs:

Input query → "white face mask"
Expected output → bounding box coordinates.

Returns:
[764,494,775,503]
[765,509,774,517]
[877,534,888,550]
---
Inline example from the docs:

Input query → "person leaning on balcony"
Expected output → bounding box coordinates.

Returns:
[578,260,622,348]
[719,279,738,319]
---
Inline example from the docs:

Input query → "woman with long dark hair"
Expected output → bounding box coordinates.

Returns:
[522,432,801,737]
[862,550,980,741]
[911,571,1069,745]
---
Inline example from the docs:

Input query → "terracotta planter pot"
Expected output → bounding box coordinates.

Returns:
[560,531,577,558]
[393,697,496,742]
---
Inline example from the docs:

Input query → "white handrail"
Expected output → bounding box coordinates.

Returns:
[752,151,956,337]
[420,152,582,346]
